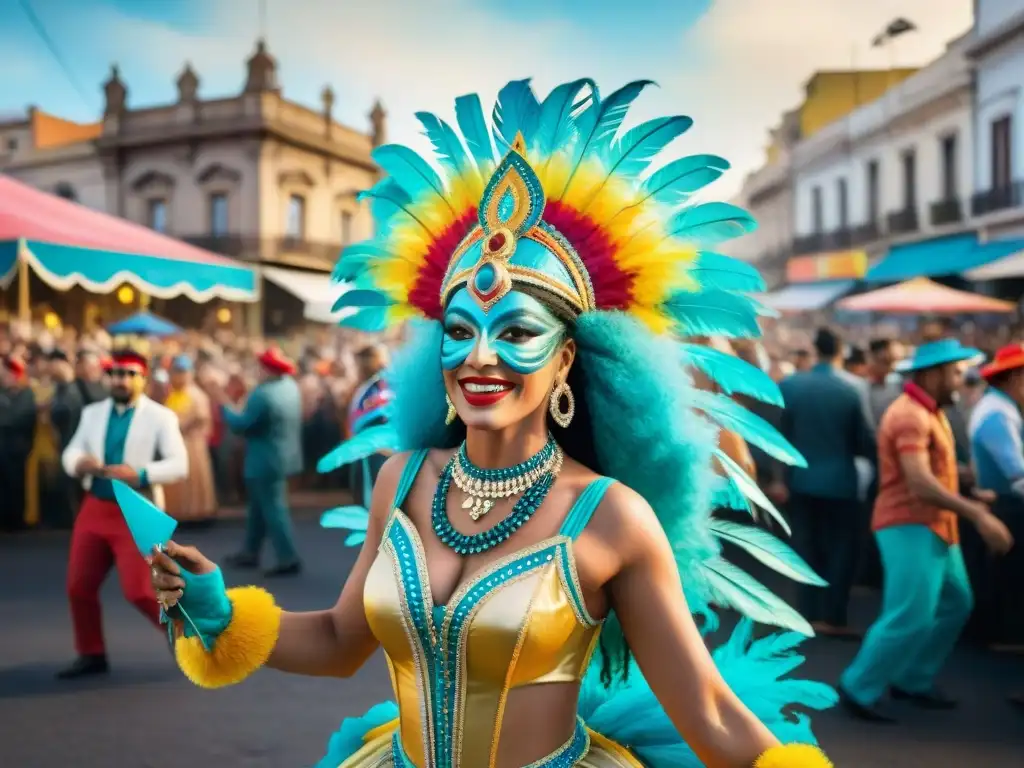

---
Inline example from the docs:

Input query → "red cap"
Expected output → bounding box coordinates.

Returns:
[258,347,297,376]
[100,356,114,372]
[3,356,26,378]
[980,343,1024,380]
[110,348,149,375]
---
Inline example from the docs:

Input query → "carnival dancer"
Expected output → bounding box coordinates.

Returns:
[219,347,303,576]
[57,347,188,679]
[968,343,1024,709]
[840,340,1014,721]
[147,79,833,767]
[163,355,217,523]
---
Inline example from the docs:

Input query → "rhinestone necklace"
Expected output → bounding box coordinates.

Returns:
[453,438,559,520]
[432,439,564,555]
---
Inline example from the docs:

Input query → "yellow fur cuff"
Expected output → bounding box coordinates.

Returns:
[175,586,282,689]
[754,744,832,768]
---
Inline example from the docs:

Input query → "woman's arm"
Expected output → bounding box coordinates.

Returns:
[266,452,408,677]
[602,485,778,768]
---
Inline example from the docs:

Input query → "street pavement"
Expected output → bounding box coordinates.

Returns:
[2,516,1022,767]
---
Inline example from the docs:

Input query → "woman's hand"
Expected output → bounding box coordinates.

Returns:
[148,541,217,609]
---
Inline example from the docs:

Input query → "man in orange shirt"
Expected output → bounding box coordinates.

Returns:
[839,339,1014,722]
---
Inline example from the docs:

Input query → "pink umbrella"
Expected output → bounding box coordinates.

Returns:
[837,277,1016,314]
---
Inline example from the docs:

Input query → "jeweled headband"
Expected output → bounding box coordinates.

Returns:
[333,78,766,339]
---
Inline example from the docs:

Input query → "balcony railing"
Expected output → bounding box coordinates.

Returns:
[886,207,919,235]
[971,182,1024,216]
[792,229,854,255]
[929,198,963,227]
[850,221,882,245]
[179,234,345,265]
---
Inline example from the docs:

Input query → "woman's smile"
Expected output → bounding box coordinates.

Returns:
[458,376,516,407]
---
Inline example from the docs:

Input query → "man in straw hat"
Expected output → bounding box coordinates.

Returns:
[840,339,1014,722]
[218,347,303,576]
[969,342,1024,709]
[57,347,188,679]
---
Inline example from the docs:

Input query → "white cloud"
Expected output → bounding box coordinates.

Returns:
[82,0,973,199]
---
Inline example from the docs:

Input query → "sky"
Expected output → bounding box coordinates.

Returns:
[0,0,974,198]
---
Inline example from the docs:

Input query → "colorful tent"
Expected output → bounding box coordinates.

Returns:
[0,175,257,304]
[836,277,1016,314]
[107,310,182,337]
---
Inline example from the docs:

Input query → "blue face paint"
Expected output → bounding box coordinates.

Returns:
[441,289,566,375]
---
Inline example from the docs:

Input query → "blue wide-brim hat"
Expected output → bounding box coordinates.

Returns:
[895,338,984,373]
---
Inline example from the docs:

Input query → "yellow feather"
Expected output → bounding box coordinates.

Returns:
[754,744,832,768]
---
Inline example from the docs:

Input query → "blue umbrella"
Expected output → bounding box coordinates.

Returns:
[107,310,182,337]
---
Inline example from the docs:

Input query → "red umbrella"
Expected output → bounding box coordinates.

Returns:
[837,277,1015,314]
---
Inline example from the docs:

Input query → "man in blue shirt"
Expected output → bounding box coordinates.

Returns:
[773,328,876,638]
[221,347,304,576]
[969,343,1024,709]
[58,348,188,679]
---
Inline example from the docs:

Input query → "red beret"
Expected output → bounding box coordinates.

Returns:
[111,348,149,374]
[3,356,26,377]
[258,347,296,376]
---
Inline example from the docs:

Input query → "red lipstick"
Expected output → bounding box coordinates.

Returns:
[458,376,515,408]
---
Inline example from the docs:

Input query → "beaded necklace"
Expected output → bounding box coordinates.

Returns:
[432,437,564,555]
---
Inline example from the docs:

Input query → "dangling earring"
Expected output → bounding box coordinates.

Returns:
[445,393,458,425]
[549,381,575,428]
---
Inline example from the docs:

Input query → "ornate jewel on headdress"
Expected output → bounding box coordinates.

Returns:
[333,79,766,338]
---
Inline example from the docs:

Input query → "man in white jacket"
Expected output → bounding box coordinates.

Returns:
[57,348,188,679]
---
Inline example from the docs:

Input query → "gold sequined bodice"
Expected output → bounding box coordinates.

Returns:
[361,453,611,768]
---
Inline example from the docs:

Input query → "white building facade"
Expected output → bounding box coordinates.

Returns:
[791,35,974,265]
[969,0,1024,238]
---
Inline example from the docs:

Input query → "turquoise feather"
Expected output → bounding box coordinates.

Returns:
[333,242,393,281]
[714,449,791,535]
[709,519,825,586]
[492,79,541,151]
[317,424,399,473]
[564,79,653,191]
[337,306,390,332]
[710,475,752,513]
[689,388,805,467]
[663,289,761,338]
[371,144,450,212]
[601,115,693,179]
[689,250,766,293]
[320,505,370,531]
[415,111,472,177]
[533,78,595,158]
[640,154,729,206]
[345,532,366,547]
[679,342,783,405]
[357,179,422,237]
[332,289,393,312]
[700,556,813,635]
[669,201,758,247]
[454,93,495,172]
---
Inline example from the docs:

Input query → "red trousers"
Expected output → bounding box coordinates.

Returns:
[67,494,161,656]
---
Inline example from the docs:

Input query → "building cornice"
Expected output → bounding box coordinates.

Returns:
[967,9,1024,59]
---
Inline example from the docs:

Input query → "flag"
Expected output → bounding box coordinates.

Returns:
[872,17,917,47]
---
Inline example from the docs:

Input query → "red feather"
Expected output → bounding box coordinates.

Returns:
[408,209,478,318]
[543,201,634,310]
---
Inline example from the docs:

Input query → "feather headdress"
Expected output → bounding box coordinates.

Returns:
[334,79,761,338]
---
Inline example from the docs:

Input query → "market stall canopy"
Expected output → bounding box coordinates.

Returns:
[836,277,1016,314]
[107,311,182,337]
[262,266,353,324]
[0,175,257,302]
[865,232,1024,283]
[963,240,1024,281]
[758,280,855,313]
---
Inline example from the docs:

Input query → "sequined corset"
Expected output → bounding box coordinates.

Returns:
[363,450,613,768]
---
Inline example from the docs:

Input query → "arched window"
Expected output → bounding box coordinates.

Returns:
[54,182,77,202]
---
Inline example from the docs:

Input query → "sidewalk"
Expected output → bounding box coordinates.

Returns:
[214,488,355,520]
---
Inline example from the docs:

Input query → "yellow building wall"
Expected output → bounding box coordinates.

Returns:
[799,69,917,139]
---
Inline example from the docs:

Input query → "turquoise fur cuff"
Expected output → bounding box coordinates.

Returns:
[166,567,233,648]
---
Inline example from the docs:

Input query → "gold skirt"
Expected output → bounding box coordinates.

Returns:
[338,719,643,767]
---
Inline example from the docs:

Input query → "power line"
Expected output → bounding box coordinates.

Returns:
[18,0,93,109]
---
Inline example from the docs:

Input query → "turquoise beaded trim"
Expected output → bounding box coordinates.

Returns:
[456,436,555,482]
